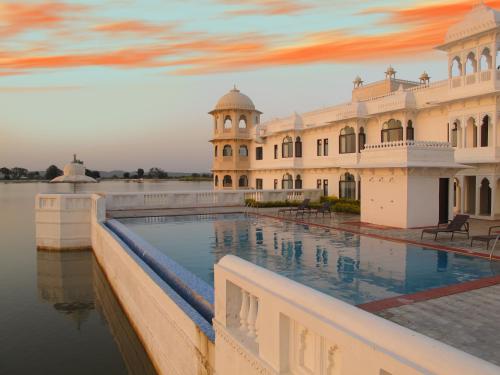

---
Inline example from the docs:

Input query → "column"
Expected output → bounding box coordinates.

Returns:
[459,176,465,214]
[449,176,455,220]
[490,177,496,219]
[475,175,481,217]
[461,119,466,148]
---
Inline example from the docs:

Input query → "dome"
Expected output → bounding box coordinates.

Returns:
[50,155,97,183]
[444,3,500,44]
[211,87,260,113]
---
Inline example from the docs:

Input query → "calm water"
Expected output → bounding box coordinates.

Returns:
[0,180,211,375]
[122,214,500,305]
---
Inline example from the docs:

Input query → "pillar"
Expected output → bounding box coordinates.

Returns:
[475,175,481,217]
[448,176,455,220]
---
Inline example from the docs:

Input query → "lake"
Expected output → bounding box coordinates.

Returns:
[0,180,212,375]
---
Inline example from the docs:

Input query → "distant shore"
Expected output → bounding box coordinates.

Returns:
[0,177,213,183]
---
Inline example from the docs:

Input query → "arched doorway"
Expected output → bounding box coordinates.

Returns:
[480,178,492,216]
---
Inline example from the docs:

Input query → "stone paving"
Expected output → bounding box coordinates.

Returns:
[377,285,500,366]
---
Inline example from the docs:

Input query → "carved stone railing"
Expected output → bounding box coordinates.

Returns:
[363,140,452,150]
[214,255,500,375]
[104,189,322,210]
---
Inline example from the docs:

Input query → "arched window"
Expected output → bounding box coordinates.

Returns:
[358,127,366,152]
[282,136,293,158]
[466,118,477,148]
[238,175,248,187]
[238,115,247,129]
[339,126,355,154]
[295,174,302,189]
[223,175,232,187]
[480,178,492,215]
[223,144,233,156]
[239,145,248,157]
[451,57,462,77]
[255,116,259,124]
[339,172,356,200]
[406,120,414,141]
[214,145,218,157]
[214,175,219,186]
[465,52,477,74]
[481,115,489,147]
[282,173,293,189]
[381,119,403,142]
[295,137,302,158]
[451,122,458,147]
[223,116,232,129]
[480,48,492,71]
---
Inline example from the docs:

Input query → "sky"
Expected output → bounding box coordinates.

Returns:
[0,0,497,172]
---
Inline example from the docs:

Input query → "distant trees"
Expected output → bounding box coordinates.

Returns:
[85,169,100,179]
[0,167,11,180]
[123,172,130,179]
[11,167,28,179]
[148,167,168,179]
[137,168,144,179]
[45,165,62,180]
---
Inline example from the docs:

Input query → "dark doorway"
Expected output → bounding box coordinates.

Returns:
[439,178,449,224]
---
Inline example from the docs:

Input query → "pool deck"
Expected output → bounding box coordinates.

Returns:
[109,206,500,365]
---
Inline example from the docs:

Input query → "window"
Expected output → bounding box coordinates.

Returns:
[214,175,218,186]
[451,122,458,147]
[323,179,329,196]
[223,175,232,187]
[239,145,248,157]
[282,136,293,158]
[323,138,329,156]
[282,173,293,189]
[358,127,366,152]
[339,127,355,154]
[256,147,263,160]
[295,175,302,189]
[214,145,218,157]
[238,175,248,187]
[256,178,263,190]
[406,120,414,141]
[481,115,489,147]
[274,179,278,190]
[238,115,247,129]
[295,137,302,158]
[274,145,278,159]
[381,119,403,142]
[223,116,232,129]
[316,179,322,189]
[222,145,233,156]
[339,173,356,200]
[316,139,322,156]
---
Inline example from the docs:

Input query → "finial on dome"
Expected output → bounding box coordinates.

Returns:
[385,65,396,79]
[232,84,239,92]
[353,75,363,88]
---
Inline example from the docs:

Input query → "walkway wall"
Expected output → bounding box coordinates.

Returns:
[214,255,500,375]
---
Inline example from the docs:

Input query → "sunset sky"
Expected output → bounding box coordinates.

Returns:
[0,0,497,172]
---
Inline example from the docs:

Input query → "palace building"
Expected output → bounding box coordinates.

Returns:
[210,3,500,229]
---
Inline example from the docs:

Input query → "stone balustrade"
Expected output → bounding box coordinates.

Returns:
[214,255,500,375]
[363,140,452,150]
[104,189,322,211]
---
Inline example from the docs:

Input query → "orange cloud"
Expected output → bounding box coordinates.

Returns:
[93,20,169,35]
[0,2,85,36]
[219,0,312,16]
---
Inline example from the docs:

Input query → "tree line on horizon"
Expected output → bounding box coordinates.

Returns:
[0,166,212,181]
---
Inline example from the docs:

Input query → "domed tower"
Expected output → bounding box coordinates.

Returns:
[209,86,261,190]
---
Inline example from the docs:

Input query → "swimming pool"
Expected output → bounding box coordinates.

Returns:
[119,213,500,305]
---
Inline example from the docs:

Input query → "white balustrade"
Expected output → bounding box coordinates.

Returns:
[480,70,492,82]
[214,255,500,375]
[465,73,476,85]
[362,140,451,151]
[452,76,462,88]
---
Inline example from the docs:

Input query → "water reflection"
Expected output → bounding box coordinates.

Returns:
[37,250,156,375]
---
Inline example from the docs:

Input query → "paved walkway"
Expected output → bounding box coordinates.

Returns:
[377,284,500,366]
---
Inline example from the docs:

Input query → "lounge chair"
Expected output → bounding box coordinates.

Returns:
[277,198,310,216]
[420,214,470,240]
[311,201,332,217]
[470,225,500,250]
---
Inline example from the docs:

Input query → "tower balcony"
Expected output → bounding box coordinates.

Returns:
[448,69,500,97]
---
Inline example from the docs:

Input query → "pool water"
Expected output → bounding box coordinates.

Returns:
[120,213,500,305]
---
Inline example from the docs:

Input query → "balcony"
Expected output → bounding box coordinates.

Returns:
[358,140,458,168]
[449,69,499,98]
[454,146,500,164]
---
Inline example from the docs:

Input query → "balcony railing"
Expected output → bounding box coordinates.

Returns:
[363,140,451,150]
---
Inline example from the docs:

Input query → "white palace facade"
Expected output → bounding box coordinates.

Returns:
[210,3,500,228]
